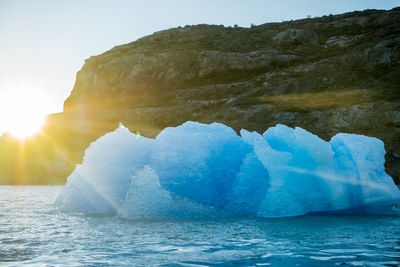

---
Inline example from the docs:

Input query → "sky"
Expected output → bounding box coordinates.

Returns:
[0,0,399,126]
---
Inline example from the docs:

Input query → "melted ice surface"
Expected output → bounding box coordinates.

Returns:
[56,122,400,218]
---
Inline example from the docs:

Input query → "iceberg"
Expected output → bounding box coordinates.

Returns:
[55,121,400,218]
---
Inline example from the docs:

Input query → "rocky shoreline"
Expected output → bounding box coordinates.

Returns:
[0,7,399,184]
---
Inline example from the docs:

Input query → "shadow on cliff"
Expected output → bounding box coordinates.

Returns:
[0,7,399,185]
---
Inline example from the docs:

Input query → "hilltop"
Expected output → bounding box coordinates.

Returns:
[1,7,399,184]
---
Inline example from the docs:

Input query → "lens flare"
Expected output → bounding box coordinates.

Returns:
[0,89,47,140]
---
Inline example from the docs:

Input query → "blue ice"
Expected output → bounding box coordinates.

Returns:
[55,122,400,218]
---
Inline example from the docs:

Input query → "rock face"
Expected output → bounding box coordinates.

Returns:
[0,7,399,184]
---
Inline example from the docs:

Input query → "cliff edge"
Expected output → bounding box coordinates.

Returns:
[1,7,399,184]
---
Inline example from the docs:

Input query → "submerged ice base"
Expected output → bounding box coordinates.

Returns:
[56,122,400,218]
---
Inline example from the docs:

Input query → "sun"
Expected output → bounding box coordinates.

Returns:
[3,113,45,140]
[0,90,47,140]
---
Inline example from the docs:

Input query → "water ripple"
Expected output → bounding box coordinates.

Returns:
[0,186,400,266]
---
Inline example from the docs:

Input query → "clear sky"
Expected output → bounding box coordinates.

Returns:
[0,0,398,126]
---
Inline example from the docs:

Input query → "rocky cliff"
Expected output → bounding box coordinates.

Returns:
[1,7,399,184]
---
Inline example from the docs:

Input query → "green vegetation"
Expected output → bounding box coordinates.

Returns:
[1,7,399,184]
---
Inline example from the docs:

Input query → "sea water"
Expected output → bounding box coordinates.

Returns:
[1,186,400,266]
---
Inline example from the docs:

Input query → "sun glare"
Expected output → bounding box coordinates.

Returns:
[3,114,45,140]
[0,90,47,140]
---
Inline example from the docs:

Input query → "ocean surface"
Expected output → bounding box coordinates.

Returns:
[0,186,399,267]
